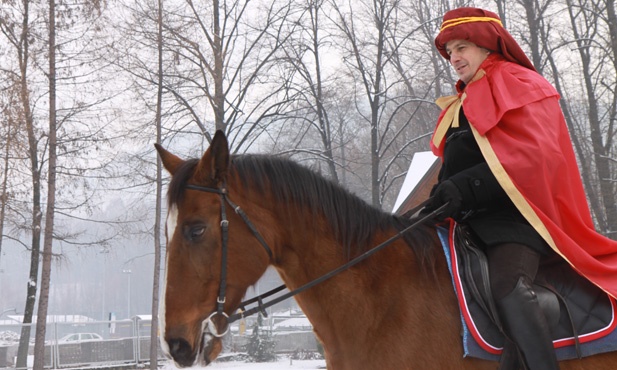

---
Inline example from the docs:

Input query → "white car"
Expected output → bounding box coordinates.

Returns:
[58,333,103,343]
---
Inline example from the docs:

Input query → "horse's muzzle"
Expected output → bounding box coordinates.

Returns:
[166,333,222,367]
[167,337,198,367]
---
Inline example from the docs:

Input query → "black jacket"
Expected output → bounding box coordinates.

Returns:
[434,108,550,254]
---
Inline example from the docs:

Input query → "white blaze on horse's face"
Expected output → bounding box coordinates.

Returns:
[159,205,178,359]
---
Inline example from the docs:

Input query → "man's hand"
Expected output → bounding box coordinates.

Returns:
[430,180,464,220]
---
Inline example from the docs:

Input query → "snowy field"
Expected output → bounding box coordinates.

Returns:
[162,358,326,369]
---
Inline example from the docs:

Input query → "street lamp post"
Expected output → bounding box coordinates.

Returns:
[100,249,109,321]
[0,267,4,304]
[0,308,17,319]
[122,269,132,319]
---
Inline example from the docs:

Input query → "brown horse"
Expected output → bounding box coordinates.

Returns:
[156,131,616,369]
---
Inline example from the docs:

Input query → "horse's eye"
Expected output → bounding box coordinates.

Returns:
[184,225,206,241]
[192,227,205,238]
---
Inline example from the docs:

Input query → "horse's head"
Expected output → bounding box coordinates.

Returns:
[155,131,272,367]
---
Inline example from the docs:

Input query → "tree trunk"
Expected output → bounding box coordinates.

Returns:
[603,0,617,237]
[33,0,57,368]
[150,0,164,367]
[213,0,225,132]
[518,0,543,71]
[16,0,43,367]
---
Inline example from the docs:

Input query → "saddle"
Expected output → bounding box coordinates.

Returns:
[444,223,616,365]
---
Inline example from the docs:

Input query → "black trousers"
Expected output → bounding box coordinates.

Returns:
[487,243,541,300]
[487,242,560,369]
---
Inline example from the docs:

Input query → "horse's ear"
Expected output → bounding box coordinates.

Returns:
[154,143,185,175]
[194,130,230,184]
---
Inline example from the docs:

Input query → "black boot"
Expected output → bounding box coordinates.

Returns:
[496,276,560,370]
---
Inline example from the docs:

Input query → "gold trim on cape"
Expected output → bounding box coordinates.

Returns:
[433,70,486,148]
[468,124,569,264]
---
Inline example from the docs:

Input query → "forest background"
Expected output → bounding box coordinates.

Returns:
[1,0,616,368]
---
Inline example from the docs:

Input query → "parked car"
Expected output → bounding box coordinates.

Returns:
[58,333,103,343]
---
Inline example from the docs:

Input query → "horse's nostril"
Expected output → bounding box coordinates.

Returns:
[168,337,196,367]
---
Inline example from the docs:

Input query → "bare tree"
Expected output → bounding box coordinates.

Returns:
[0,87,21,274]
[157,0,295,151]
[1,1,131,366]
[560,0,617,236]
[515,0,550,70]
[602,0,617,236]
[0,1,46,365]
[275,0,342,182]
[327,0,391,206]
[531,3,604,229]
[32,0,58,366]
[326,0,441,208]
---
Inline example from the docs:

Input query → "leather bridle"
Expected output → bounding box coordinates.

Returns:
[184,183,273,337]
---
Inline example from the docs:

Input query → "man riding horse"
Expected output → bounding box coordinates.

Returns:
[423,7,617,370]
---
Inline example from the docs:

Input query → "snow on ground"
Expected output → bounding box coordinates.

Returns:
[162,358,326,369]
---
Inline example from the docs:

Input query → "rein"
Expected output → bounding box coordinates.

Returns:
[184,183,443,336]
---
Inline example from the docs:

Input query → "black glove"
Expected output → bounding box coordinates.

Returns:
[428,180,464,220]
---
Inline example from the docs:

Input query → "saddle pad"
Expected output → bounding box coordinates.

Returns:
[437,222,617,361]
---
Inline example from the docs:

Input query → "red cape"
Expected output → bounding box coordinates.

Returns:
[431,54,617,298]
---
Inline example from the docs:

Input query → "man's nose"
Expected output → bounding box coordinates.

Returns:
[450,51,461,62]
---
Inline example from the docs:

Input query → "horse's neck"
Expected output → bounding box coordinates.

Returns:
[272,226,465,369]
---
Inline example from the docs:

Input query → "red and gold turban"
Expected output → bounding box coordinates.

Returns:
[434,7,536,71]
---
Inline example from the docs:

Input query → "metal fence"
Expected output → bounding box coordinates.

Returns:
[229,331,319,354]
[0,316,320,369]
[0,317,164,370]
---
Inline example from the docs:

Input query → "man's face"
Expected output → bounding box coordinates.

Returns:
[445,40,490,84]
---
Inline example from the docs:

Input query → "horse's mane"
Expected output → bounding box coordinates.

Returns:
[168,154,436,266]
